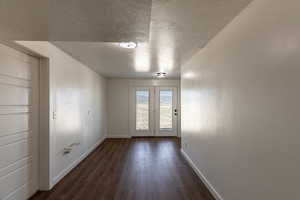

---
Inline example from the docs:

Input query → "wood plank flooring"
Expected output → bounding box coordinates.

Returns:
[30,137,214,200]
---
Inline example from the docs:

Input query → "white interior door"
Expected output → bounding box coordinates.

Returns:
[0,44,39,200]
[131,87,155,137]
[155,87,178,136]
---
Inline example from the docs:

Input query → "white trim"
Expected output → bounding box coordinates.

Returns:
[129,79,180,87]
[106,134,131,138]
[181,149,223,200]
[51,136,106,187]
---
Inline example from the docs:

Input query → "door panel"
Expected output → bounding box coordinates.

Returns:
[0,80,31,105]
[0,163,34,199]
[0,44,39,200]
[0,139,32,169]
[131,87,154,137]
[155,87,178,136]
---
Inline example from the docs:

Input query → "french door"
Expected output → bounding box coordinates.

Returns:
[130,86,178,137]
[155,87,178,136]
[132,87,155,136]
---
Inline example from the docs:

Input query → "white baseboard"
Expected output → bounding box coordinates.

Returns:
[106,134,131,138]
[181,149,223,200]
[51,136,106,188]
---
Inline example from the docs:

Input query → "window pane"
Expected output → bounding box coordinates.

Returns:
[160,90,173,130]
[136,90,149,130]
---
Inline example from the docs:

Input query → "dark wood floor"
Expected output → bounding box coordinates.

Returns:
[30,138,214,200]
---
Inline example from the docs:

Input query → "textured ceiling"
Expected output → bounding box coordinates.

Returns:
[0,0,253,78]
[50,0,152,41]
[54,0,253,78]
[0,0,49,41]
[0,0,152,42]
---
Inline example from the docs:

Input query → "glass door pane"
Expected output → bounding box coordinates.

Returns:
[159,90,173,130]
[136,90,150,130]
[155,87,178,137]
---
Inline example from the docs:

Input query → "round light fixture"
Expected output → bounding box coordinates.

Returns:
[155,72,167,78]
[119,42,137,49]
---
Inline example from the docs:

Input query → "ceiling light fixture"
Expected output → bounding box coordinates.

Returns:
[119,42,137,49]
[155,72,167,78]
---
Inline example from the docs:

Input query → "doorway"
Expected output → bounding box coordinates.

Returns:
[130,86,178,137]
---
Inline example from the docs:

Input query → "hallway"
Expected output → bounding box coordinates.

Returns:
[30,138,214,200]
[1,0,300,199]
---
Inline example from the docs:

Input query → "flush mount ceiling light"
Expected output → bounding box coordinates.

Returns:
[155,72,167,78]
[119,42,137,49]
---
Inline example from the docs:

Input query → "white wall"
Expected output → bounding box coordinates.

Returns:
[181,0,300,199]
[107,78,180,138]
[16,41,107,189]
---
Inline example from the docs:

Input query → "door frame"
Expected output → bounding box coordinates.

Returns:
[155,86,178,137]
[7,42,53,190]
[129,81,180,137]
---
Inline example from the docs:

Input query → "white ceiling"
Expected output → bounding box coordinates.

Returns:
[53,0,253,78]
[0,0,253,78]
[50,0,152,42]
[0,0,152,42]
